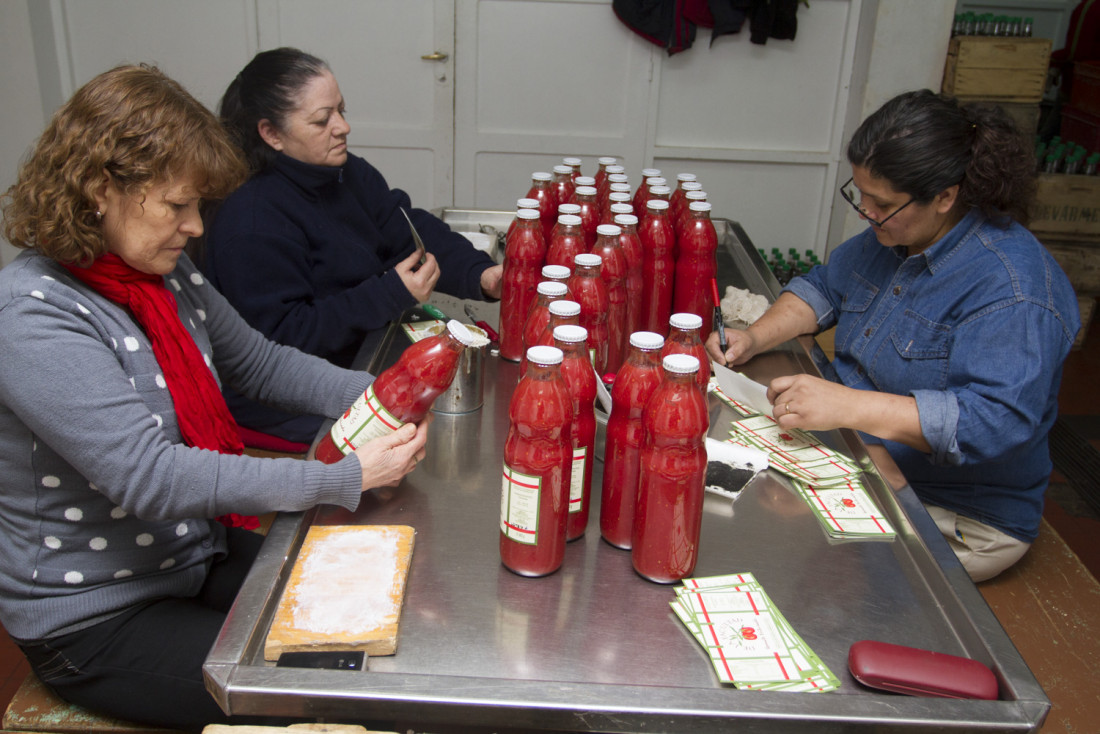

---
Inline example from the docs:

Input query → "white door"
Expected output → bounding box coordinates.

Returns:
[257,0,457,209]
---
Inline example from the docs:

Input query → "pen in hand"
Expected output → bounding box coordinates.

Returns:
[711,279,728,355]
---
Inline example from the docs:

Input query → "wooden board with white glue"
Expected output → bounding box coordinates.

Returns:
[264,525,415,661]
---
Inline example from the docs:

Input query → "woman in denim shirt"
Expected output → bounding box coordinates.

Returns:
[707,90,1080,582]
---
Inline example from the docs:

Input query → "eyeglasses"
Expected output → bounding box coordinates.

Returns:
[839,177,914,227]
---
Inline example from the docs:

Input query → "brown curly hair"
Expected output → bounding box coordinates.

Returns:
[2,64,247,265]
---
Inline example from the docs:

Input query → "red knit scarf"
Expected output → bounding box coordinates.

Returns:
[65,254,258,530]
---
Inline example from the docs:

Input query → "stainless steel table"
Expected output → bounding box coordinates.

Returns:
[204,211,1050,732]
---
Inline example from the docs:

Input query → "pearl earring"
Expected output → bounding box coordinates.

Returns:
[95,210,103,220]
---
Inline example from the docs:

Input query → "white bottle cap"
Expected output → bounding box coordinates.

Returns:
[606,165,626,175]
[608,193,632,205]
[596,224,622,237]
[609,202,633,214]
[517,209,541,220]
[557,203,581,215]
[614,213,639,227]
[608,173,630,184]
[557,214,582,226]
[574,186,597,196]
[689,201,713,212]
[669,312,704,330]
[685,190,707,201]
[574,253,602,267]
[598,156,618,166]
[641,168,661,178]
[609,182,632,193]
[553,164,572,175]
[542,264,571,280]
[563,157,582,167]
[663,353,700,374]
[446,319,478,346]
[649,185,672,197]
[553,324,588,343]
[646,199,670,210]
[517,197,538,209]
[575,176,596,187]
[532,171,552,181]
[537,281,569,297]
[548,300,581,317]
[676,173,698,183]
[630,331,665,350]
[682,181,703,192]
[527,345,563,366]
[646,177,667,188]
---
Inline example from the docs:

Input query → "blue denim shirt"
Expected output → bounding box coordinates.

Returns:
[785,209,1079,542]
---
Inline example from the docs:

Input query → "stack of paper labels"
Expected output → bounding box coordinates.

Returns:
[671,573,840,692]
[726,414,896,540]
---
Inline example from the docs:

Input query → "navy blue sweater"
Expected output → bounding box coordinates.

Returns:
[203,152,494,441]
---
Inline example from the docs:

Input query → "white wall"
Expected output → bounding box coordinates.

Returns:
[0,1,45,266]
[1,0,965,268]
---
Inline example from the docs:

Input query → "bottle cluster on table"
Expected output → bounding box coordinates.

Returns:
[499,158,719,375]
[761,247,819,285]
[497,157,732,583]
[952,13,1033,37]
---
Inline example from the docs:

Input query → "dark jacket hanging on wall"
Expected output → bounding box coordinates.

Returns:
[612,0,799,55]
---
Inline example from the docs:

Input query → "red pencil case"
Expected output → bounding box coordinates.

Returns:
[848,640,999,700]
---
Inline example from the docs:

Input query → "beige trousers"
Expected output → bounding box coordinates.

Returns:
[924,504,1032,583]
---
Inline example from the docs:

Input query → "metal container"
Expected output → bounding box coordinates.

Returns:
[431,324,487,414]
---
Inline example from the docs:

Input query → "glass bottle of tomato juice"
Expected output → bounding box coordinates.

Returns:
[599,331,665,548]
[614,213,645,341]
[525,171,558,243]
[554,325,597,541]
[520,299,580,376]
[590,224,628,373]
[522,281,569,357]
[499,208,546,362]
[569,253,609,375]
[500,345,573,577]
[673,201,718,339]
[315,320,477,463]
[632,354,709,583]
[545,214,586,269]
[639,199,675,337]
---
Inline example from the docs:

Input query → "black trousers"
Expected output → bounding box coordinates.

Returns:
[18,527,266,732]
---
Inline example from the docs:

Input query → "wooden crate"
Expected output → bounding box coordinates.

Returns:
[954,96,1041,135]
[942,36,1052,103]
[1044,241,1100,294]
[1029,173,1100,241]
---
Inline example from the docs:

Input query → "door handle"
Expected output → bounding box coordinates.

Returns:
[421,51,449,62]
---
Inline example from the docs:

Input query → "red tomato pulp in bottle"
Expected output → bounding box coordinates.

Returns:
[520,299,580,376]
[639,199,675,337]
[554,325,597,541]
[632,354,710,583]
[545,214,586,269]
[599,331,665,548]
[551,165,576,210]
[614,213,645,341]
[569,253,610,375]
[573,186,600,251]
[590,224,628,373]
[673,201,718,340]
[662,313,711,392]
[315,320,477,463]
[526,171,558,244]
[500,346,573,577]
[522,281,569,358]
[499,209,546,362]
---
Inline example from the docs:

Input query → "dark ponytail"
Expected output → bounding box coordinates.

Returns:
[847,89,1036,227]
[218,47,329,173]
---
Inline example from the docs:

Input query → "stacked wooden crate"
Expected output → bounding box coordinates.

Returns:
[1031,168,1100,349]
[941,35,1051,135]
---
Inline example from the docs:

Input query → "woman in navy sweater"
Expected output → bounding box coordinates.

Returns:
[204,48,502,444]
